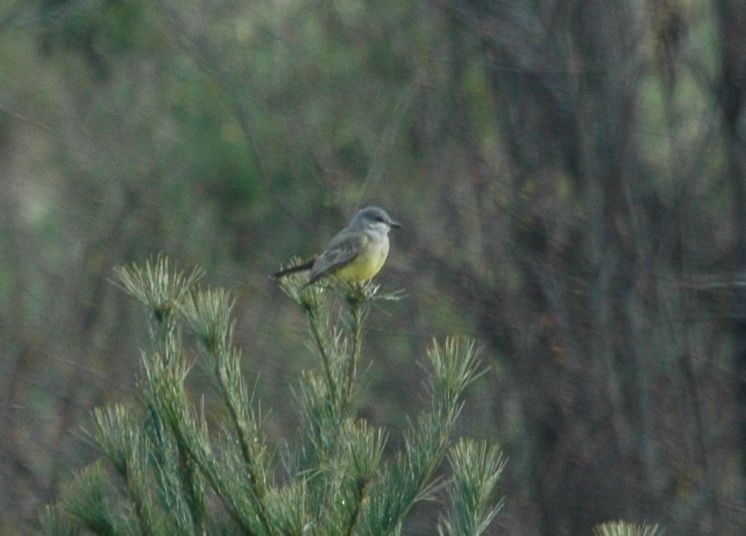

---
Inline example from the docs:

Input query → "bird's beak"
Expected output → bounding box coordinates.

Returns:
[389,219,401,229]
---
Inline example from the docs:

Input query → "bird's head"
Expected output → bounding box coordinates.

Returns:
[352,206,401,233]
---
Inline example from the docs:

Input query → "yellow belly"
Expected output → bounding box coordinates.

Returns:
[335,236,389,283]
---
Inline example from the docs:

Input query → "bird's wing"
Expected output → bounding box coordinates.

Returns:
[308,231,367,284]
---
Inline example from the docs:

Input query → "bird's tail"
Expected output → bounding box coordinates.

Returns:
[272,258,316,279]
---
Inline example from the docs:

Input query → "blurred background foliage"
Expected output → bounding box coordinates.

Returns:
[0,0,745,534]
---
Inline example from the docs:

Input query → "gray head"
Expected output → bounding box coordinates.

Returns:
[349,206,401,233]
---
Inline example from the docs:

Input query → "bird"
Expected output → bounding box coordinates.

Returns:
[273,206,400,287]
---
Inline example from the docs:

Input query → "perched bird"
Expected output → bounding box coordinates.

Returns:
[274,206,400,286]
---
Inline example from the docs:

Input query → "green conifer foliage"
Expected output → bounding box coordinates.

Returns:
[40,257,505,535]
[594,521,664,536]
